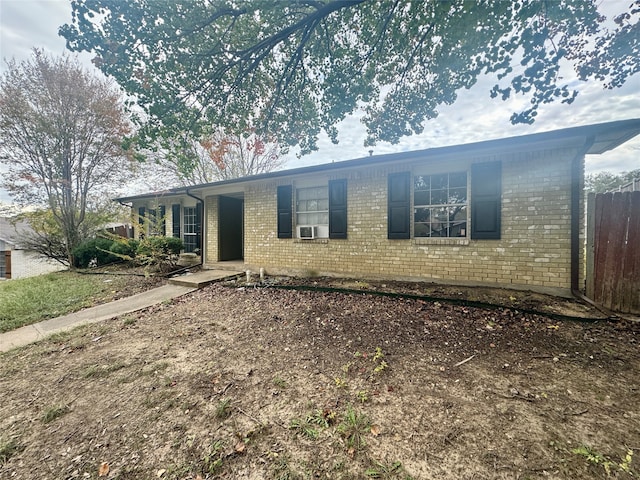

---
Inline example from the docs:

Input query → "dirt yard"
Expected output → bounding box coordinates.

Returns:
[1,277,638,479]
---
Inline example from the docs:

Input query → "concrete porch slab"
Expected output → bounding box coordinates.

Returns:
[168,269,243,288]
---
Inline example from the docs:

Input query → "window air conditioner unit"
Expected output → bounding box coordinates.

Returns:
[297,225,318,239]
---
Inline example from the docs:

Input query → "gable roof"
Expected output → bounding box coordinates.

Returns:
[115,118,640,203]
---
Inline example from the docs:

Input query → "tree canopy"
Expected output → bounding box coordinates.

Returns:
[0,50,133,265]
[186,130,284,183]
[60,0,640,155]
[142,130,284,187]
[585,168,640,193]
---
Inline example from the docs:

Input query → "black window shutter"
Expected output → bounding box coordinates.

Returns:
[172,204,181,238]
[137,206,146,238]
[471,162,502,239]
[159,205,166,235]
[388,172,411,239]
[277,185,293,239]
[329,179,347,239]
[148,208,157,235]
[138,206,146,226]
[195,202,203,252]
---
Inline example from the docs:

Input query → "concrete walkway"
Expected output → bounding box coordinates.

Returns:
[0,269,242,353]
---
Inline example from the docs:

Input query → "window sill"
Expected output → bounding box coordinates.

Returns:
[293,238,329,244]
[413,237,469,246]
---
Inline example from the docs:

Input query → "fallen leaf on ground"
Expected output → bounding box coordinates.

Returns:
[98,462,109,477]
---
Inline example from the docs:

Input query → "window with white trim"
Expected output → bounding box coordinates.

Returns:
[414,172,467,237]
[296,186,329,238]
[183,206,198,252]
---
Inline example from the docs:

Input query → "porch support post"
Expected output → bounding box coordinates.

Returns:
[570,135,594,293]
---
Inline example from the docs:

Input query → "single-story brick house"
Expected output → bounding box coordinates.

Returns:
[0,217,66,280]
[116,119,640,296]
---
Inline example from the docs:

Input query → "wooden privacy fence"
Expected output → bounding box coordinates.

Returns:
[586,191,640,314]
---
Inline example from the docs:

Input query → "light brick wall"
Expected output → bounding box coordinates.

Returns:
[229,148,582,295]
[165,207,174,237]
[205,195,219,264]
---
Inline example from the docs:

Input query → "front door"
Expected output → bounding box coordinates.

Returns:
[218,196,244,261]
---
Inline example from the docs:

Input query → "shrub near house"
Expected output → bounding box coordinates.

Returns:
[72,235,183,271]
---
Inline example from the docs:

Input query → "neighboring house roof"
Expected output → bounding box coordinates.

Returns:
[0,217,33,247]
[114,118,640,203]
[103,222,131,229]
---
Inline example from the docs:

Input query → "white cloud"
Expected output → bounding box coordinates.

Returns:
[0,0,71,68]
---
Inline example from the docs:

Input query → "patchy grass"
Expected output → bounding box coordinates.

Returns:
[289,409,333,440]
[273,375,287,389]
[41,404,70,424]
[0,437,24,464]
[1,283,638,479]
[365,460,411,479]
[0,272,97,332]
[336,406,371,455]
[215,398,233,419]
[81,360,127,379]
[0,270,162,333]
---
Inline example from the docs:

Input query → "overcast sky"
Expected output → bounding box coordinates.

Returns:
[1,0,639,205]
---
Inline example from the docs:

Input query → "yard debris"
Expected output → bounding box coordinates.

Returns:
[453,354,476,367]
[97,462,109,477]
[505,387,536,402]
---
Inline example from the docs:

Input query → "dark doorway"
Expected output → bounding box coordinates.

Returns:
[219,195,244,261]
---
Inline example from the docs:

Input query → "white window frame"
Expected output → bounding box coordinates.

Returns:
[183,206,198,253]
[295,186,329,238]
[413,171,468,238]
